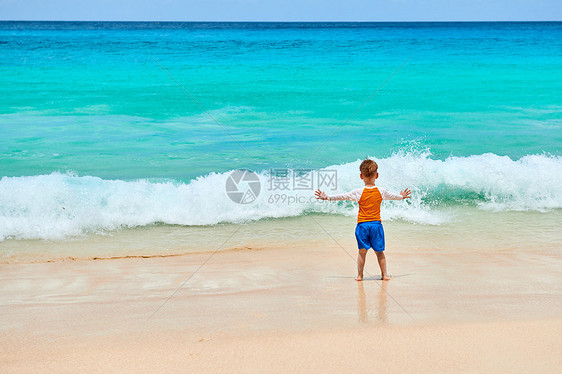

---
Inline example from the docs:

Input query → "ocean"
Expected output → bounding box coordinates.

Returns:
[1,21,561,260]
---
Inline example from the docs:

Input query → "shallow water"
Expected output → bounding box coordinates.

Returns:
[1,208,560,263]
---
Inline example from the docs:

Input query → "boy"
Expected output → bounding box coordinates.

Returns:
[315,159,411,281]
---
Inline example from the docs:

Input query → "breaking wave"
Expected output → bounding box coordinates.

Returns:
[1,151,560,241]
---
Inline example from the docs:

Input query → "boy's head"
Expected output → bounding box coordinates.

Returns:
[359,159,378,182]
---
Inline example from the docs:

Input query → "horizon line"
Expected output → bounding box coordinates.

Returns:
[1,19,561,23]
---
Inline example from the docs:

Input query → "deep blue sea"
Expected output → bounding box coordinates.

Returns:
[1,21,561,243]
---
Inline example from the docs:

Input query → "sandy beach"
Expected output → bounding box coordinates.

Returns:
[2,240,561,373]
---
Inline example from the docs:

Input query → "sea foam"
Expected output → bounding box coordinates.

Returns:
[1,152,560,241]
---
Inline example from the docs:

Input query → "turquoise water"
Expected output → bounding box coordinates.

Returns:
[1,22,561,242]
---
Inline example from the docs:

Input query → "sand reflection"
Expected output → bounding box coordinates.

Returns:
[357,280,388,324]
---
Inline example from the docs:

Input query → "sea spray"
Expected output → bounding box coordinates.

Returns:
[1,152,560,241]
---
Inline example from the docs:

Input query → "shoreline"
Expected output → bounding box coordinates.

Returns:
[2,208,561,264]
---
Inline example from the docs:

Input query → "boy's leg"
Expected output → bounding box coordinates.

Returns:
[375,251,390,280]
[356,248,368,281]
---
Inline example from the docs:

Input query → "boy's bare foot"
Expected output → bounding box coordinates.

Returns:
[355,276,363,281]
[381,275,390,281]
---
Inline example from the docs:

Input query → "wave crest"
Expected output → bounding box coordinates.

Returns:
[1,152,560,241]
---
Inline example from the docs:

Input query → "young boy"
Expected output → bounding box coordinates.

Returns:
[315,159,411,281]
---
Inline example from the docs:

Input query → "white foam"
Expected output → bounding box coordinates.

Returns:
[1,152,561,241]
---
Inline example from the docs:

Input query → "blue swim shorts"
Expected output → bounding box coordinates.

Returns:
[355,221,385,252]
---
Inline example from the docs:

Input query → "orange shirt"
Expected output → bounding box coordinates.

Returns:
[357,187,383,223]
[327,186,403,223]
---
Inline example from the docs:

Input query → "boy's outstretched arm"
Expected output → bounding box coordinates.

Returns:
[315,188,363,202]
[379,187,412,200]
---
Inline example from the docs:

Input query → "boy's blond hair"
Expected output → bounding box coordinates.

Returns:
[360,159,378,178]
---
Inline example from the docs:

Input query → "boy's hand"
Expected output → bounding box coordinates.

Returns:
[400,188,412,199]
[315,189,328,200]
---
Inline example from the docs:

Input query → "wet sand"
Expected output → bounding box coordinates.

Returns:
[3,209,561,263]
[1,243,561,372]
